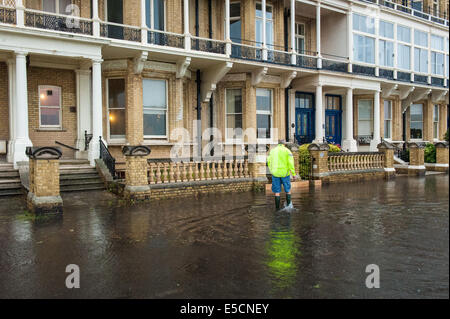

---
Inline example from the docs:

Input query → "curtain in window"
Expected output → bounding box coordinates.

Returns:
[414,48,428,73]
[397,44,411,70]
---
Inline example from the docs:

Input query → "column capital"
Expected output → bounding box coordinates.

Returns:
[14,50,28,57]
[91,58,103,65]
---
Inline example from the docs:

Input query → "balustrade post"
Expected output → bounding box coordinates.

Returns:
[434,142,449,173]
[407,142,426,176]
[308,143,329,180]
[122,146,152,200]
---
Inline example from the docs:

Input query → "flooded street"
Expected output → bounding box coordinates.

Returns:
[0,175,448,299]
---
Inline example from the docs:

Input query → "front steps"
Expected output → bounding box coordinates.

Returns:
[0,163,24,197]
[60,160,105,192]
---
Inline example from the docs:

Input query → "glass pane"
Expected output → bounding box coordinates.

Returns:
[433,123,438,139]
[153,0,165,30]
[108,79,125,109]
[398,25,411,43]
[358,120,372,136]
[398,44,410,69]
[109,109,125,138]
[410,121,423,139]
[384,120,391,139]
[230,3,240,17]
[39,86,61,107]
[143,79,166,108]
[143,110,166,136]
[384,101,391,119]
[414,30,428,47]
[434,105,439,122]
[59,0,72,14]
[230,20,241,42]
[257,114,271,138]
[256,88,271,112]
[380,21,394,39]
[43,0,56,13]
[358,100,372,121]
[226,114,243,137]
[431,35,444,51]
[41,107,60,126]
[226,89,242,113]
[410,104,423,121]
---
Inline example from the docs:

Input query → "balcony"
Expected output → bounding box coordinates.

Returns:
[25,9,93,36]
[0,4,15,25]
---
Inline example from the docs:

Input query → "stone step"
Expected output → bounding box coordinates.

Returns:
[60,173,100,180]
[59,160,90,166]
[60,165,93,170]
[0,178,21,184]
[0,167,18,172]
[60,184,105,192]
[60,168,98,175]
[0,189,24,197]
[60,179,103,186]
[0,171,20,178]
[0,183,22,190]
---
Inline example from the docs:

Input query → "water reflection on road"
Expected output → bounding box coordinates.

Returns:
[0,174,448,298]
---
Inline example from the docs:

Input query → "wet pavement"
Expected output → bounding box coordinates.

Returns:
[0,174,448,299]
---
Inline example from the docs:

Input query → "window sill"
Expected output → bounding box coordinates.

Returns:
[36,128,66,132]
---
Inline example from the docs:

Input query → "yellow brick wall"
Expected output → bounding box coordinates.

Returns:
[29,159,60,197]
[27,67,78,159]
[439,104,448,140]
[0,62,8,142]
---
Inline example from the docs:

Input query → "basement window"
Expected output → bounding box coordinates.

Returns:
[39,85,62,129]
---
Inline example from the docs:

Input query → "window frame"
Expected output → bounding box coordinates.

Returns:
[397,43,411,70]
[379,39,394,67]
[433,105,439,140]
[145,0,167,31]
[225,88,244,142]
[410,103,424,141]
[229,1,241,43]
[143,78,169,139]
[106,77,127,142]
[255,1,274,49]
[38,85,62,129]
[357,99,373,137]
[353,33,375,64]
[383,100,392,140]
[256,88,273,142]
[295,23,306,54]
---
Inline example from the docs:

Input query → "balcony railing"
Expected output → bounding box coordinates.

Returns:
[148,29,184,48]
[431,77,444,87]
[414,74,428,84]
[100,21,140,42]
[322,54,349,73]
[0,5,15,25]
[353,64,376,76]
[397,71,411,82]
[25,9,93,35]
[296,53,317,69]
[231,43,263,62]
[191,36,226,54]
[379,68,394,80]
[267,48,292,65]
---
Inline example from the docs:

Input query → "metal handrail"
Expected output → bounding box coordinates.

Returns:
[99,137,117,179]
[55,141,79,151]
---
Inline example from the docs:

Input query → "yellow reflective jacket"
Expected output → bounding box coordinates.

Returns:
[267,144,296,178]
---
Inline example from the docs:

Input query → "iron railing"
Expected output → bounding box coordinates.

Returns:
[267,49,292,65]
[0,6,15,24]
[322,59,348,73]
[353,64,376,76]
[414,74,428,84]
[395,144,410,162]
[149,30,185,48]
[25,10,92,35]
[99,137,117,179]
[379,68,394,80]
[397,71,411,82]
[100,22,141,42]
[296,54,317,69]
[431,77,444,87]
[191,37,226,54]
[231,43,263,62]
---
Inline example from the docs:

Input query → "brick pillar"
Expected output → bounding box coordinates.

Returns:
[126,60,144,145]
[435,142,449,173]
[26,147,63,215]
[122,146,151,200]
[377,140,396,179]
[407,142,426,176]
[308,143,329,180]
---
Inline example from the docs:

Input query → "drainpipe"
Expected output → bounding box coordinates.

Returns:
[284,9,290,141]
[196,70,202,158]
[209,0,214,155]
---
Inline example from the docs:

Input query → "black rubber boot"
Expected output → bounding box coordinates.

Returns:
[286,194,292,206]
[275,196,281,210]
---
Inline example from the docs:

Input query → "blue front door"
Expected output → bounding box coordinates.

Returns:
[294,92,315,144]
[325,95,342,145]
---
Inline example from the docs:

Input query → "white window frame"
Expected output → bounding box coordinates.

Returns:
[397,43,411,70]
[431,51,445,75]
[229,1,241,42]
[143,78,168,139]
[106,78,126,143]
[379,20,394,40]
[38,85,62,129]
[256,88,273,143]
[384,100,392,140]
[357,99,373,137]
[433,105,439,140]
[410,103,424,141]
[255,2,274,49]
[225,88,243,142]
[379,39,394,67]
[42,0,72,14]
[145,0,167,31]
[295,23,305,53]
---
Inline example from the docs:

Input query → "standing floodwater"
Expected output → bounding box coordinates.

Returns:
[0,175,448,298]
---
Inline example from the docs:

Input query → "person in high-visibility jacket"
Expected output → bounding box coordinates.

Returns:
[267,140,298,210]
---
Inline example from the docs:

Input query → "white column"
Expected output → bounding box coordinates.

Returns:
[316,1,322,69]
[141,0,148,44]
[262,0,268,60]
[92,0,100,37]
[16,0,24,27]
[313,84,324,143]
[289,89,296,141]
[88,59,103,166]
[370,90,381,151]
[184,0,191,50]
[290,0,296,65]
[6,59,16,163]
[225,0,231,56]
[75,69,92,160]
[347,10,353,73]
[12,51,32,167]
[342,88,358,152]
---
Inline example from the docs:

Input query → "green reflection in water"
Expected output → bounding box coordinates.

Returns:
[265,211,301,291]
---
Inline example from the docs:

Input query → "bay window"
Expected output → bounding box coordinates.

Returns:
[379,21,394,39]
[397,25,411,43]
[414,48,428,73]
[431,52,444,75]
[379,40,394,67]
[225,89,243,140]
[256,88,272,139]
[39,85,62,128]
[414,30,428,47]
[353,13,375,34]
[107,79,126,139]
[410,104,423,140]
[397,44,411,70]
[354,34,375,64]
[143,79,167,138]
